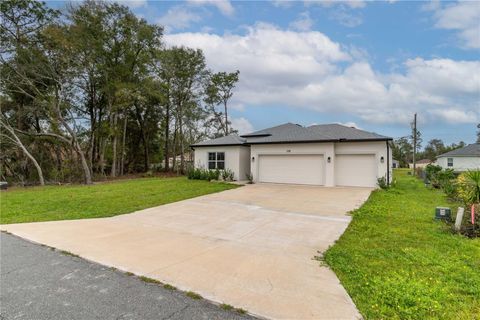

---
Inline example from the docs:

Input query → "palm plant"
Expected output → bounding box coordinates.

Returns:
[457,170,480,205]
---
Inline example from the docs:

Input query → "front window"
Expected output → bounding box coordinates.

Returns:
[447,158,453,167]
[208,152,225,169]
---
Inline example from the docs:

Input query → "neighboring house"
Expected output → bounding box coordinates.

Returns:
[191,123,392,187]
[392,159,400,168]
[435,143,480,172]
[408,159,431,169]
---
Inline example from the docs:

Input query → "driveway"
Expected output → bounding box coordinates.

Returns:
[1,183,372,319]
[0,232,254,320]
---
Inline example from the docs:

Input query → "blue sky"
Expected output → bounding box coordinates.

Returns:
[49,0,480,146]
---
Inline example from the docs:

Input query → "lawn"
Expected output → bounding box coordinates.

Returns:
[325,169,480,320]
[0,177,238,224]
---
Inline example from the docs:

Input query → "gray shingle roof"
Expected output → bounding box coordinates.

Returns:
[437,143,480,157]
[190,134,247,147]
[307,124,389,140]
[192,122,391,147]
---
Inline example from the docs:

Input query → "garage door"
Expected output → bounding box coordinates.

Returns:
[335,154,377,187]
[258,154,324,185]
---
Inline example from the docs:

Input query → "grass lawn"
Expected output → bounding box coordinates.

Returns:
[0,177,238,224]
[325,169,480,320]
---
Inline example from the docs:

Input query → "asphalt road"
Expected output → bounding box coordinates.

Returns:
[0,232,255,320]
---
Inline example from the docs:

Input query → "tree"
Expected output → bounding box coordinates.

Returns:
[0,0,237,185]
[205,70,239,136]
[423,139,445,161]
[392,137,412,167]
[156,47,208,174]
[0,114,44,185]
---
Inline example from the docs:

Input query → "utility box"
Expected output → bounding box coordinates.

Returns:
[435,207,451,220]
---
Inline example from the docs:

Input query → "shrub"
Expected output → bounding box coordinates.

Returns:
[425,164,442,183]
[208,169,220,181]
[377,176,389,190]
[187,168,220,181]
[246,172,254,184]
[456,170,480,205]
[455,170,480,238]
[441,179,458,201]
[221,168,235,181]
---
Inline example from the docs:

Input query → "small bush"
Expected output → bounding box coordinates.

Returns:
[425,164,442,182]
[377,176,389,190]
[455,170,480,238]
[245,172,254,184]
[187,168,222,181]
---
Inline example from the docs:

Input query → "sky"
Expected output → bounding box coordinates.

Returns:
[48,0,480,145]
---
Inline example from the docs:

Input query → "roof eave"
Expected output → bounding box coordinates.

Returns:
[437,154,480,158]
[190,143,249,149]
[247,138,392,145]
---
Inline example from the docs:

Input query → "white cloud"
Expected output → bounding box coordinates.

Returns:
[157,6,201,32]
[428,1,480,49]
[289,12,314,31]
[187,0,235,16]
[337,122,362,129]
[329,7,363,27]
[430,109,479,124]
[112,0,147,9]
[306,0,366,9]
[271,0,294,9]
[165,23,480,125]
[231,117,254,134]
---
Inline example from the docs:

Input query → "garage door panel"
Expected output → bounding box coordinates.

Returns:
[335,154,376,187]
[259,155,324,185]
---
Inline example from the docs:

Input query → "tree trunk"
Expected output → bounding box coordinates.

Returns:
[224,100,228,135]
[54,99,92,185]
[99,137,106,176]
[2,122,45,186]
[164,102,170,172]
[111,112,118,178]
[120,114,127,175]
[172,122,178,173]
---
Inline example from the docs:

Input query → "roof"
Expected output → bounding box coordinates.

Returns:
[437,143,480,158]
[192,122,391,147]
[190,134,247,147]
[416,159,432,164]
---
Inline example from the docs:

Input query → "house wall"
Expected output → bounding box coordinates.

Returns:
[436,157,480,171]
[250,141,390,187]
[193,146,250,181]
[238,147,251,180]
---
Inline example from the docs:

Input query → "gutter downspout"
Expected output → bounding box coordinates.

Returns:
[386,141,390,186]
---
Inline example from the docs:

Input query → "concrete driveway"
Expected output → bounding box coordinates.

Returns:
[1,183,372,320]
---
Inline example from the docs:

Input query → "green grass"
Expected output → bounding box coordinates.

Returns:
[324,169,480,320]
[185,291,202,300]
[0,177,238,224]
[139,276,162,285]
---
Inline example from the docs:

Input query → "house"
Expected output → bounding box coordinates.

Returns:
[392,159,400,168]
[191,123,392,187]
[408,159,432,169]
[435,143,480,172]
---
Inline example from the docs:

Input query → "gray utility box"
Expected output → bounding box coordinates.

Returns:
[435,207,451,220]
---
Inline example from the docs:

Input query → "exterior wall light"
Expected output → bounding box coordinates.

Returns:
[327,156,331,163]
[252,156,255,162]
[380,156,384,163]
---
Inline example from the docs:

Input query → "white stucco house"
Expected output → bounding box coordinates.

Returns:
[435,143,480,172]
[191,123,393,187]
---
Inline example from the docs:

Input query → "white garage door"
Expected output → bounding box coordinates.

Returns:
[335,154,377,187]
[258,154,324,185]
